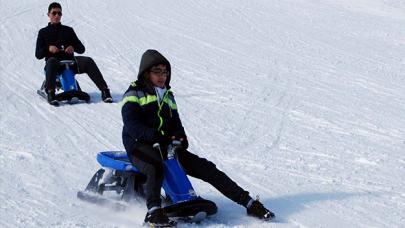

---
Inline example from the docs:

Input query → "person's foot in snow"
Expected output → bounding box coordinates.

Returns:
[247,200,275,221]
[144,207,176,227]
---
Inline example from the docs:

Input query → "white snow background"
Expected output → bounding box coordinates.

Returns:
[1,0,405,227]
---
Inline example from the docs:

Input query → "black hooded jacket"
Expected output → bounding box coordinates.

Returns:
[121,50,185,152]
[35,23,85,61]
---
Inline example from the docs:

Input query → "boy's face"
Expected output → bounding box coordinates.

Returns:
[149,64,169,88]
[47,7,62,24]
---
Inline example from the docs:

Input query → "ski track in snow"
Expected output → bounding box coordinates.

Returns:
[1,0,405,227]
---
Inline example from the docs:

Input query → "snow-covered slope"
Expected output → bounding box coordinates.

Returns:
[1,0,405,227]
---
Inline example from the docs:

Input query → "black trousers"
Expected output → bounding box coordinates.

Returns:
[44,56,108,92]
[127,143,249,210]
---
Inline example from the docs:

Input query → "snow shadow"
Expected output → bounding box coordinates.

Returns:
[199,191,363,226]
[264,191,362,223]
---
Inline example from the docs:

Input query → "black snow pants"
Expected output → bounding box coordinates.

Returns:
[127,143,249,210]
[44,56,108,92]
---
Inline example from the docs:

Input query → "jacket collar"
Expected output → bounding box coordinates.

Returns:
[48,22,62,28]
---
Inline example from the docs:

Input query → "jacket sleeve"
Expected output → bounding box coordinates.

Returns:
[170,109,186,137]
[35,30,47,60]
[122,101,159,143]
[70,28,85,54]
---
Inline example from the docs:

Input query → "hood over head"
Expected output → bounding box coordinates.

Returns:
[137,49,171,87]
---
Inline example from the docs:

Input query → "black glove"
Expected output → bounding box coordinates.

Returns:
[155,132,171,146]
[172,133,189,149]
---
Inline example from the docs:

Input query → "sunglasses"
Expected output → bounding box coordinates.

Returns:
[50,11,62,16]
[150,68,169,76]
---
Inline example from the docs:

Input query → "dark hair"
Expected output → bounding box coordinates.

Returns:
[48,2,62,13]
[141,71,154,93]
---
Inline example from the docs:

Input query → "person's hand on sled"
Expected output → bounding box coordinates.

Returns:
[65,45,74,54]
[171,133,189,149]
[48,45,59,53]
[155,132,171,146]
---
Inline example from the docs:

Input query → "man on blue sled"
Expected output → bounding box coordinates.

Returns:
[35,2,113,106]
[122,49,275,227]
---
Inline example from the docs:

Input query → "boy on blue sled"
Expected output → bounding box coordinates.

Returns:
[121,50,275,227]
[35,2,113,106]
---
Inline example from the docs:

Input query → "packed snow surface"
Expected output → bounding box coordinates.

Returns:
[1,0,405,227]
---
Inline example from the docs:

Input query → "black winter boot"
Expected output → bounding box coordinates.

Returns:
[101,89,113,103]
[47,90,58,106]
[144,208,176,227]
[247,200,275,221]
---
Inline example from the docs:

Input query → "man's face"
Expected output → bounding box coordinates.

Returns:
[47,8,62,24]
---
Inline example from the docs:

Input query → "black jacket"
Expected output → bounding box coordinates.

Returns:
[35,23,85,61]
[121,50,185,152]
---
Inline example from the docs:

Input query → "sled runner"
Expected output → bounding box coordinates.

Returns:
[77,141,217,223]
[37,59,90,105]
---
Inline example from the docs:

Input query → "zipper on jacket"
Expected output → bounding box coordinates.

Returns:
[156,90,169,133]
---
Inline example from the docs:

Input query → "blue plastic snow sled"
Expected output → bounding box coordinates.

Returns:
[37,60,90,104]
[77,142,217,221]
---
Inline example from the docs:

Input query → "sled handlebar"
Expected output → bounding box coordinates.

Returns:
[171,140,181,147]
[59,60,75,69]
[153,143,160,149]
[153,140,181,148]
[153,141,182,159]
[167,140,181,159]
